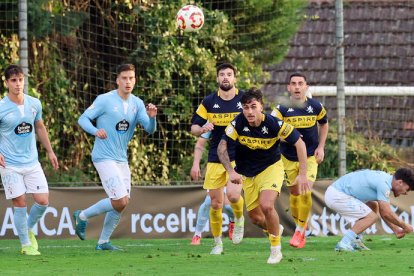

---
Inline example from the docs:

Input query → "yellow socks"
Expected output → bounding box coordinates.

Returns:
[298,191,312,229]
[230,196,244,220]
[210,208,223,237]
[269,234,281,247]
[289,194,299,225]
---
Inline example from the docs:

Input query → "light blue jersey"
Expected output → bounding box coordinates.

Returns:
[78,90,156,163]
[0,95,42,167]
[332,169,393,202]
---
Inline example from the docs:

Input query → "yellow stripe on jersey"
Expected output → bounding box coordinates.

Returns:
[196,104,208,120]
[208,112,239,126]
[283,116,317,128]
[316,107,327,121]
[271,109,283,121]
[238,136,279,150]
[279,122,295,139]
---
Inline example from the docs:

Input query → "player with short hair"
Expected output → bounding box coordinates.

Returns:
[271,72,328,248]
[0,64,59,255]
[191,63,245,255]
[190,134,234,245]
[218,88,310,264]
[74,63,157,250]
[325,168,414,251]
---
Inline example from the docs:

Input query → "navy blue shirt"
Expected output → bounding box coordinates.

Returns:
[272,97,328,161]
[192,89,243,163]
[224,113,300,177]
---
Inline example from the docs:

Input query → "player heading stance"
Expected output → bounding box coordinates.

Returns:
[218,88,309,264]
[191,63,245,255]
[325,168,414,251]
[272,72,328,248]
[74,64,157,250]
[0,65,59,255]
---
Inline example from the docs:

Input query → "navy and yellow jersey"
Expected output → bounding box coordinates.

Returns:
[191,89,243,163]
[223,113,301,177]
[271,97,328,161]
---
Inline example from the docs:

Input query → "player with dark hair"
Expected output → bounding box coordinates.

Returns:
[271,72,328,248]
[191,62,245,255]
[74,64,157,250]
[325,168,414,251]
[218,87,309,264]
[0,64,59,255]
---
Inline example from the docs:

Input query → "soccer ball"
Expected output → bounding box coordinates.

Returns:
[176,5,204,32]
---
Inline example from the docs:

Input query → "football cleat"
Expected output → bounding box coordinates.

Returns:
[210,243,223,255]
[191,235,201,245]
[352,238,370,251]
[95,242,121,251]
[28,230,38,251]
[228,221,235,241]
[267,248,283,264]
[335,241,355,252]
[232,216,244,244]
[73,210,88,240]
[21,245,41,256]
[289,230,302,247]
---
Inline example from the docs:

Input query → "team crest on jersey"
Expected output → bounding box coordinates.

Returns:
[226,125,234,135]
[385,190,390,199]
[14,121,33,137]
[116,119,129,134]
[213,103,220,109]
[287,108,294,112]
[306,106,314,113]
[237,102,242,109]
[261,126,269,134]
[113,106,119,112]
[31,107,37,118]
[242,126,250,132]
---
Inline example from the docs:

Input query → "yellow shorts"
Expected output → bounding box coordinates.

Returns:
[203,161,235,190]
[242,160,285,211]
[282,155,318,186]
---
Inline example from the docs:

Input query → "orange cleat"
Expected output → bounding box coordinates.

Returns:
[228,221,235,241]
[191,235,201,245]
[290,230,302,247]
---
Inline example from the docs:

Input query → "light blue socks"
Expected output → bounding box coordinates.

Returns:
[82,198,114,219]
[27,202,48,229]
[98,210,121,244]
[14,207,30,246]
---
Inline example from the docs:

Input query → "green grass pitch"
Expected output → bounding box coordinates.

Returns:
[0,235,413,275]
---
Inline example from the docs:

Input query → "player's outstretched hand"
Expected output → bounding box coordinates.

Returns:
[146,103,158,118]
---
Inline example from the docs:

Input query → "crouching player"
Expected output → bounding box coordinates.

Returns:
[325,168,414,251]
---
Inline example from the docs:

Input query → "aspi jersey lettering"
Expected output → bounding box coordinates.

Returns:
[0,94,42,167]
[224,113,300,177]
[271,97,328,161]
[192,89,243,163]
